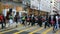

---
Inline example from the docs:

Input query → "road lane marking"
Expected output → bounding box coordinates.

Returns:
[0,29,15,34]
[42,27,53,34]
[55,30,60,34]
[0,33,2,34]
[29,27,44,34]
[13,26,37,34]
[0,24,23,34]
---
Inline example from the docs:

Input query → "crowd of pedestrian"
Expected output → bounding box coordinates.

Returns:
[0,10,60,32]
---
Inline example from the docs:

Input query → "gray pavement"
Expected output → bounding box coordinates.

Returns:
[0,22,60,34]
[36,27,48,34]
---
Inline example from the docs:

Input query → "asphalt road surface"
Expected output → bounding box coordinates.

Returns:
[0,23,60,34]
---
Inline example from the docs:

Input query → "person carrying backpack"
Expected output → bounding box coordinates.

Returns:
[22,16,25,25]
[9,14,13,28]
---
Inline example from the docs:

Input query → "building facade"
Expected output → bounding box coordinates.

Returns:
[29,0,52,16]
[51,0,60,15]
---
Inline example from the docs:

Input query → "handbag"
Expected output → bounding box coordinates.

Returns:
[50,20,55,24]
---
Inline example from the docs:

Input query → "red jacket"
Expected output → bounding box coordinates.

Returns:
[0,15,3,22]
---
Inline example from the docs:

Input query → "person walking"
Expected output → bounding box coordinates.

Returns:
[52,15,56,32]
[31,15,35,26]
[49,15,53,26]
[14,12,20,27]
[21,15,26,26]
[8,14,13,28]
[27,14,32,26]
[34,15,38,25]
[44,16,50,28]
[2,8,8,28]
[26,15,31,26]
[2,14,6,28]
[0,14,4,29]
[38,15,42,27]
[56,15,59,29]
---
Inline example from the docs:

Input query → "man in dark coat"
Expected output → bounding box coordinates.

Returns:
[38,15,42,27]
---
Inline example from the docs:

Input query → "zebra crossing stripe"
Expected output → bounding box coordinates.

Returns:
[42,27,53,34]
[13,26,37,34]
[0,24,23,34]
[29,27,44,34]
[55,30,60,34]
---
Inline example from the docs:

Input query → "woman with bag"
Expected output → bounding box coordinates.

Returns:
[26,15,31,25]
[52,15,56,32]
[50,16,55,26]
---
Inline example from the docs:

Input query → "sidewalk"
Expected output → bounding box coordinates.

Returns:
[0,22,22,31]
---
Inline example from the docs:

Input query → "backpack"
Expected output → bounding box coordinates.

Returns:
[9,16,13,19]
[22,16,25,20]
[50,20,55,24]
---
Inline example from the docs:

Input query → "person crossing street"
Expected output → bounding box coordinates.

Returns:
[0,13,4,29]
